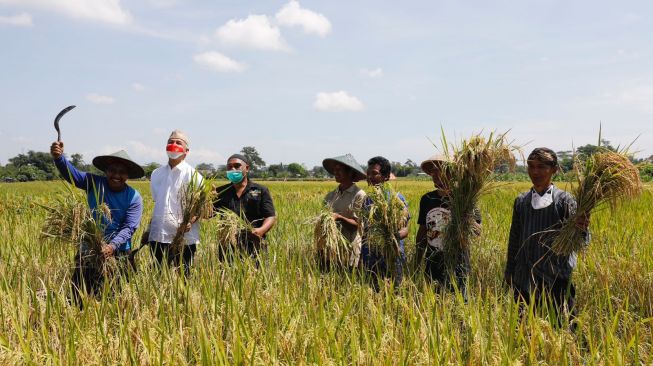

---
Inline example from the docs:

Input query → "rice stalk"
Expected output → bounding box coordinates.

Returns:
[438,130,518,270]
[551,148,642,255]
[361,184,408,273]
[214,207,254,254]
[39,182,114,274]
[308,209,350,266]
[169,173,215,257]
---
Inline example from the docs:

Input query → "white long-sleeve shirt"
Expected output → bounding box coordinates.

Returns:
[148,161,203,245]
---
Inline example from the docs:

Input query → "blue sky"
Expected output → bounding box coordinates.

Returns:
[1,0,652,168]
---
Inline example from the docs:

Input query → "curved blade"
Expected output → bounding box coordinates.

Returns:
[54,105,76,141]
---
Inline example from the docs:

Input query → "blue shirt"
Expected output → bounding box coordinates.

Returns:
[54,156,143,251]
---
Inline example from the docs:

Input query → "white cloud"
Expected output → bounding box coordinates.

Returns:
[0,0,132,25]
[275,0,331,37]
[131,82,145,91]
[215,14,288,51]
[86,93,115,104]
[313,91,364,112]
[193,51,246,73]
[360,67,383,78]
[0,12,33,27]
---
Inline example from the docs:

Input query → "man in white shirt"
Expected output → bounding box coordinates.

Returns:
[143,130,203,275]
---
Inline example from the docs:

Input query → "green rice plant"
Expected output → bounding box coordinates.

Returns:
[437,130,518,270]
[169,173,215,257]
[309,208,350,266]
[361,183,408,273]
[551,148,642,255]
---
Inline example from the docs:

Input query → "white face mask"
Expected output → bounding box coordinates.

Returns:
[167,151,184,160]
[531,186,553,209]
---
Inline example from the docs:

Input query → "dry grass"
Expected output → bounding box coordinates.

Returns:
[310,210,350,266]
[169,173,215,256]
[39,182,113,274]
[438,131,518,269]
[361,184,408,272]
[551,148,642,255]
[214,207,254,254]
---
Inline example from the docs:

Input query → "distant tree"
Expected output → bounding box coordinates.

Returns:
[268,163,284,177]
[142,162,161,178]
[311,166,328,178]
[70,153,85,170]
[196,162,215,172]
[287,163,308,177]
[556,150,574,172]
[240,146,265,171]
[9,150,56,179]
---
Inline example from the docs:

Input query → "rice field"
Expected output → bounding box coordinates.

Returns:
[0,180,651,365]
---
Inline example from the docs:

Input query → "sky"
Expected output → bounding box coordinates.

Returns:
[1,0,652,168]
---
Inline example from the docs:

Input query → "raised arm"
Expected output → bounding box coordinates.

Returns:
[50,141,90,190]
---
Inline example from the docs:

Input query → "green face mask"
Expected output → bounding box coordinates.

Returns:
[227,170,244,184]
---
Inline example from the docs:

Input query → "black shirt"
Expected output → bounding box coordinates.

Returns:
[214,181,276,230]
[417,190,481,274]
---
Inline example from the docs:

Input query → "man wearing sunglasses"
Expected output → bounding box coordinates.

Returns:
[213,154,276,261]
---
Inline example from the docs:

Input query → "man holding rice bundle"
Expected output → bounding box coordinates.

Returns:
[142,130,202,276]
[320,154,368,268]
[415,155,481,300]
[360,156,410,289]
[504,147,589,327]
[50,140,143,302]
[214,154,276,261]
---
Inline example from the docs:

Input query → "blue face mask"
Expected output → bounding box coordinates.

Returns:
[227,170,244,184]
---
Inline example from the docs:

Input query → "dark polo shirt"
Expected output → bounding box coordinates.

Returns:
[214,180,276,231]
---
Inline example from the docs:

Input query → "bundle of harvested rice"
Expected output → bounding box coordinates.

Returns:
[309,209,350,266]
[551,148,642,255]
[40,183,114,273]
[438,131,518,269]
[170,173,215,257]
[214,207,253,255]
[362,184,408,272]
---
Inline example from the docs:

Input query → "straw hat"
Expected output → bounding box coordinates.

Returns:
[420,154,450,175]
[322,153,367,182]
[92,150,145,179]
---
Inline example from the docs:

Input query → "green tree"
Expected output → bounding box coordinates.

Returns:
[240,146,266,171]
[287,163,308,178]
[143,162,161,178]
[311,166,327,178]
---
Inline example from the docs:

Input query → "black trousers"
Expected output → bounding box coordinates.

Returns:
[513,275,576,329]
[217,235,266,266]
[149,242,197,276]
[424,248,469,301]
[71,248,134,307]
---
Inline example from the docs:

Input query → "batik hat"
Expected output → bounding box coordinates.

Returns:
[322,153,367,182]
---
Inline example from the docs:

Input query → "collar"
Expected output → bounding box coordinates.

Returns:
[338,183,358,194]
[167,160,189,171]
[531,185,554,209]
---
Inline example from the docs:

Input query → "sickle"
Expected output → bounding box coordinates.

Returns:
[54,105,76,142]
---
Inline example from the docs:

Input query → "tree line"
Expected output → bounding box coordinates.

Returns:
[2,143,653,182]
